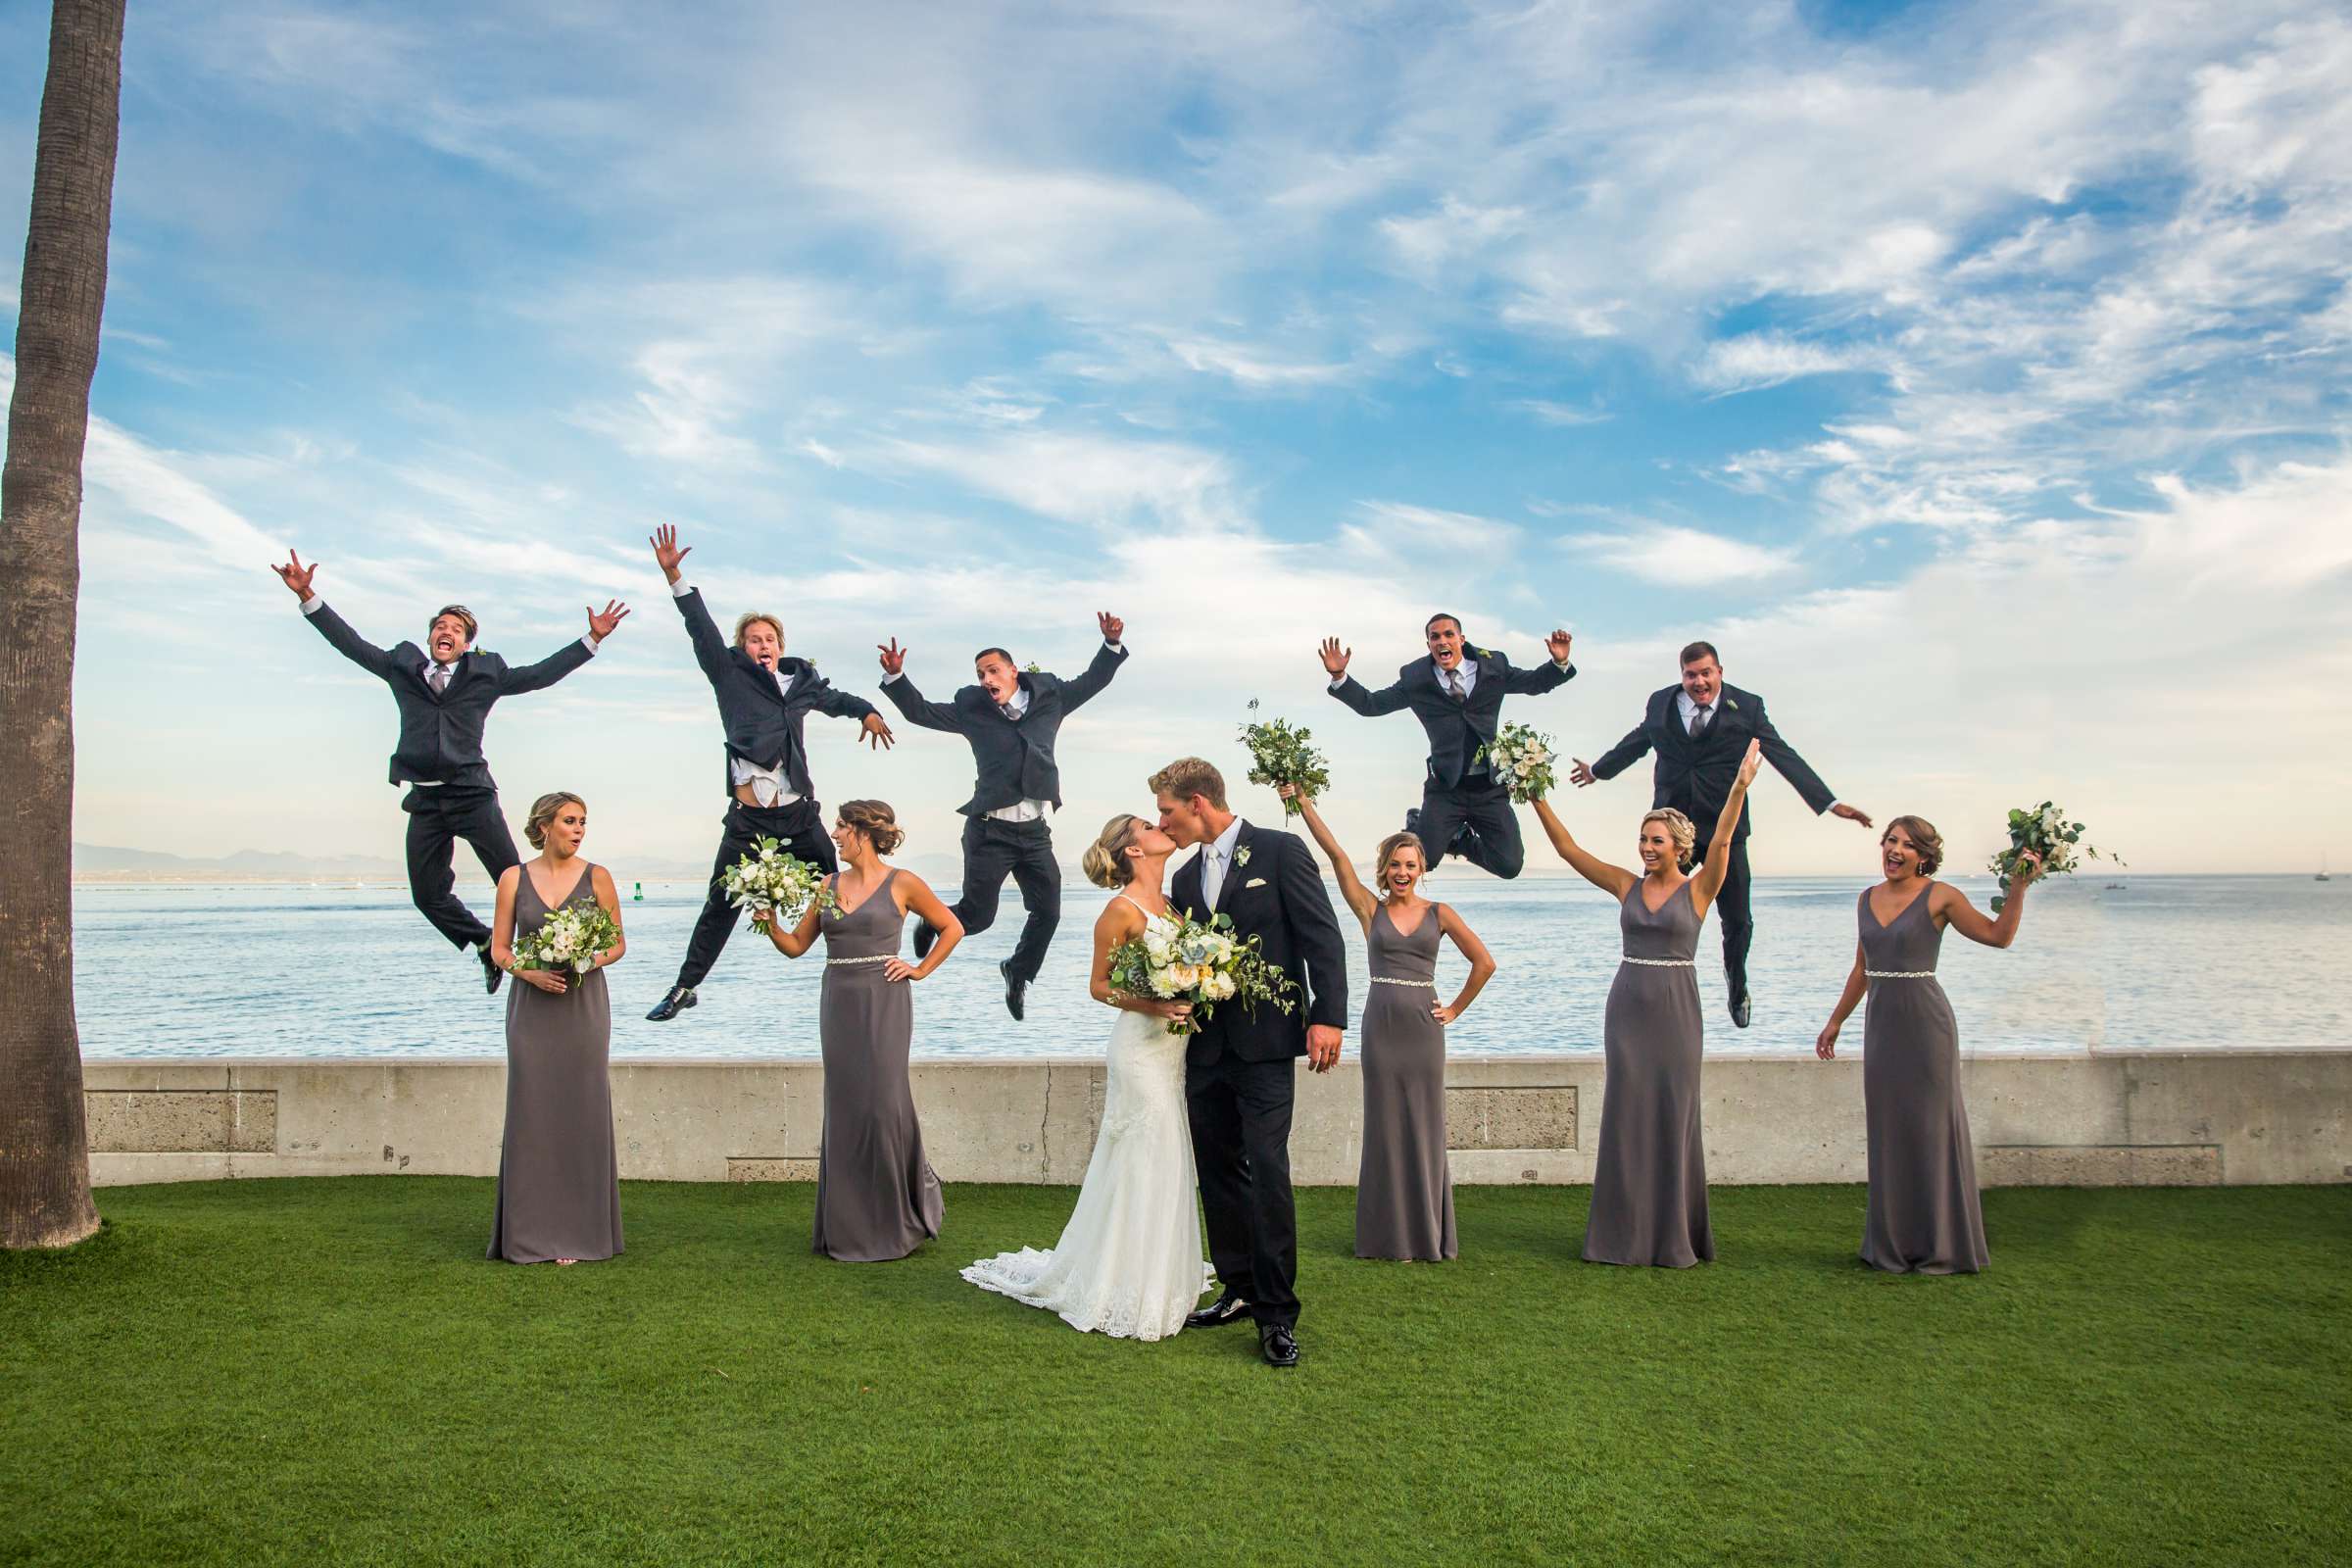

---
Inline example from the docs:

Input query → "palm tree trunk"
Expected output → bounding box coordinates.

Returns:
[1,0,126,1250]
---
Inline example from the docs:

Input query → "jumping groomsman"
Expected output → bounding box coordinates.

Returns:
[875,616,1129,1019]
[643,524,895,1022]
[270,551,628,992]
[1320,612,1577,879]
[1570,639,1872,1028]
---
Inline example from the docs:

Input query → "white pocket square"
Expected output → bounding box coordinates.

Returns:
[1245,877,1268,889]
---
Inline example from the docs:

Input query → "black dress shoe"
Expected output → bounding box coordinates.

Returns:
[477,944,504,996]
[1731,993,1752,1029]
[645,985,699,1022]
[1403,807,1423,836]
[911,919,938,962]
[1185,1291,1252,1330]
[1259,1324,1299,1368]
[1001,958,1026,1022]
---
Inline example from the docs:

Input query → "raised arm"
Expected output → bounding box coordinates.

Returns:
[498,603,621,695]
[1320,637,1411,717]
[875,640,963,733]
[1934,851,2041,949]
[1500,628,1577,694]
[885,874,962,982]
[1090,899,1194,1028]
[1528,797,1638,899]
[1814,943,1867,1059]
[1690,740,1764,920]
[588,864,627,970]
[276,553,401,681]
[1280,786,1373,926]
[1433,904,1496,1025]
[1058,612,1130,711]
[1277,834,1350,1064]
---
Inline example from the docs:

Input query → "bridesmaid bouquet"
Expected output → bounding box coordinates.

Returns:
[723,837,837,931]
[1239,700,1331,816]
[513,903,621,976]
[1110,910,1298,1035]
[1477,721,1559,803]
[1988,801,2120,911]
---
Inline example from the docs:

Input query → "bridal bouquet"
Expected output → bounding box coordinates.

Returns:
[513,903,621,976]
[1110,910,1298,1035]
[1988,801,2119,912]
[1239,700,1331,816]
[1477,721,1559,803]
[723,837,837,931]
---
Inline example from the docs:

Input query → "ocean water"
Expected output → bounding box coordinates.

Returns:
[72,873,2349,1059]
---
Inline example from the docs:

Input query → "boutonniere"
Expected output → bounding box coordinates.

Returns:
[1234,846,1251,868]
[1724,696,1740,711]
[1024,661,1042,673]
[1475,647,1497,661]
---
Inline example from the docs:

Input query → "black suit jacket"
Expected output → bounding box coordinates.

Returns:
[881,642,1127,816]
[673,588,877,799]
[1591,683,1836,843]
[1330,646,1575,789]
[1169,821,1349,1066]
[304,601,593,790]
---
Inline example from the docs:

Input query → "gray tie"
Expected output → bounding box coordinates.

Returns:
[999,701,1020,721]
[1445,667,1466,702]
[1690,702,1712,737]
[428,663,452,695]
[1201,848,1225,907]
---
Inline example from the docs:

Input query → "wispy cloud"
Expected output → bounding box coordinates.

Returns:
[1563,522,1801,586]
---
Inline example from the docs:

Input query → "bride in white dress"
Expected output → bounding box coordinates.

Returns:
[962,813,1213,1340]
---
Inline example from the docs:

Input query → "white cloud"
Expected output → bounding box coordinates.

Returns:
[1505,399,1613,426]
[1563,522,1801,586]
[1692,335,1887,395]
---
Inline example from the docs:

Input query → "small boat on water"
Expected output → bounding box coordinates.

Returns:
[2321,854,2331,883]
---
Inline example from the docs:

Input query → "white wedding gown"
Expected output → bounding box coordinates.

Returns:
[962,902,1214,1341]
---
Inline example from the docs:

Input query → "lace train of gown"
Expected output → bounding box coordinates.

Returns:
[963,995,1213,1341]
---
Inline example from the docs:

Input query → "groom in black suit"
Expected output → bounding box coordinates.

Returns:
[1155,757,1348,1369]
[1322,613,1577,878]
[876,617,1129,1020]
[1573,640,1872,1027]
[644,526,896,1022]
[271,551,628,993]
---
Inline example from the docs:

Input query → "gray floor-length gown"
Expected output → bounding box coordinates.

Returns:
[487,863,623,1264]
[1355,903,1457,1261]
[813,868,945,1262]
[1858,885,1989,1274]
[1584,879,1713,1267]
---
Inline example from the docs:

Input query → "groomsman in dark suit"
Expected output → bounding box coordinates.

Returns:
[1572,640,1873,1027]
[644,525,895,1022]
[271,551,628,992]
[1321,613,1577,878]
[875,616,1129,1020]
[1154,757,1348,1369]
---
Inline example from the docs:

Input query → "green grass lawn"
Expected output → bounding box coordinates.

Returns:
[3,1179,2348,1567]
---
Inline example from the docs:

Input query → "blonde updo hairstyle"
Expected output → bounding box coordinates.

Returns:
[1883,814,1943,875]
[1373,831,1426,901]
[835,800,905,855]
[1641,808,1697,871]
[524,791,585,851]
[1083,814,1147,889]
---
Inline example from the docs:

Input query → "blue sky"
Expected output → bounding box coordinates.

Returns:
[4,0,2346,875]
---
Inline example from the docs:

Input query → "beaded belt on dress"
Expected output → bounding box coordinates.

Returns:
[1865,969,1936,979]
[825,955,894,967]
[1369,976,1436,988]
[1620,956,1695,967]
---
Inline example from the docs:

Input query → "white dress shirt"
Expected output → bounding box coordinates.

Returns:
[883,646,1123,823]
[302,595,600,786]
[1198,815,1246,907]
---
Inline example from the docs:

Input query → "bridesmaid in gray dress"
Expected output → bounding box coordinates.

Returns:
[767,800,962,1261]
[1285,787,1495,1261]
[486,791,626,1265]
[1816,818,2042,1274]
[1530,741,1761,1267]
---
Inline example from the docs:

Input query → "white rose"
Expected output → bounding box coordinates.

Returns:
[1149,969,1178,998]
[1208,972,1238,1001]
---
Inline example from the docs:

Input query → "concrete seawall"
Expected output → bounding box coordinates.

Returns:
[81,1050,2351,1188]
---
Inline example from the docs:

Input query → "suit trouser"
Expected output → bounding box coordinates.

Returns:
[1693,832,1755,1003]
[949,815,1061,985]
[402,785,518,950]
[1185,1051,1300,1330]
[673,798,838,991]
[1416,773,1526,879]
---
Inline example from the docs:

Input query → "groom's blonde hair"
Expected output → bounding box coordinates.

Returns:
[1148,757,1227,810]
